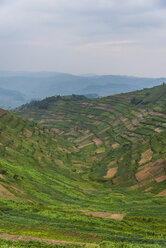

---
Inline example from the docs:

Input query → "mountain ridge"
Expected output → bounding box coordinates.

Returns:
[0,71,166,108]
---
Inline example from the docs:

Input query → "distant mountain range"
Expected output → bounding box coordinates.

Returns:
[0,71,165,108]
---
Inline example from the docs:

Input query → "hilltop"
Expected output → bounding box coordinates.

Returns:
[0,85,165,247]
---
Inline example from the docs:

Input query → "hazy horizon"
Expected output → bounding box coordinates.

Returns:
[1,70,166,79]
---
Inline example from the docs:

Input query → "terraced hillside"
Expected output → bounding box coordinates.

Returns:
[17,85,166,195]
[0,85,165,247]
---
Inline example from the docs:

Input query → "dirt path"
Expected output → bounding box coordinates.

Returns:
[0,233,97,247]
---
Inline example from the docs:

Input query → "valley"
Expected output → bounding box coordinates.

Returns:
[17,84,166,193]
[0,85,165,247]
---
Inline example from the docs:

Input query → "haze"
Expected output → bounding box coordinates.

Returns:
[1,0,166,77]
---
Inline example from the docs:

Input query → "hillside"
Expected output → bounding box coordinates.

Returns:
[0,85,165,247]
[17,84,166,195]
[0,109,85,203]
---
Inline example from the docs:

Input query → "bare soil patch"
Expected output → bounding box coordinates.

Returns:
[24,129,32,138]
[88,114,94,118]
[139,149,153,165]
[144,187,153,192]
[75,133,93,143]
[95,106,108,110]
[82,210,126,220]
[134,112,143,118]
[112,143,120,149]
[155,128,163,133]
[81,102,93,106]
[130,184,139,190]
[140,109,147,114]
[80,129,91,134]
[0,109,7,117]
[132,119,139,125]
[98,103,108,107]
[136,158,165,183]
[0,184,16,200]
[39,120,45,124]
[51,128,62,134]
[157,189,166,197]
[155,175,166,183]
[5,147,24,156]
[93,138,102,146]
[150,111,166,118]
[93,121,102,125]
[54,159,70,171]
[126,124,135,131]
[57,147,71,154]
[98,127,110,134]
[66,129,78,136]
[120,117,128,123]
[119,156,124,161]
[104,167,118,179]
[135,169,153,183]
[79,142,94,149]
[45,118,63,122]
[75,169,83,174]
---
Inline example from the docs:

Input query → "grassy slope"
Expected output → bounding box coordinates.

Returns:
[17,85,166,193]
[0,86,165,247]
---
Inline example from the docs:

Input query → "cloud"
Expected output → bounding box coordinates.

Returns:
[1,0,165,33]
[0,0,166,76]
[76,40,138,51]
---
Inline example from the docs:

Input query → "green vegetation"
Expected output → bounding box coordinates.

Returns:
[0,84,165,247]
[16,84,166,190]
[0,239,84,248]
[0,238,165,248]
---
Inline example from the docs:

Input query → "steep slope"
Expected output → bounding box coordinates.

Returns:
[0,109,87,204]
[0,86,165,247]
[16,84,166,195]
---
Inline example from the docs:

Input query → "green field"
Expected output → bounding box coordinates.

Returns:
[0,85,165,247]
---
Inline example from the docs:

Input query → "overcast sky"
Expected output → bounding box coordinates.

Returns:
[0,0,166,77]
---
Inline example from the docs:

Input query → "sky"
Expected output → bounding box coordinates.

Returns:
[0,0,166,77]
